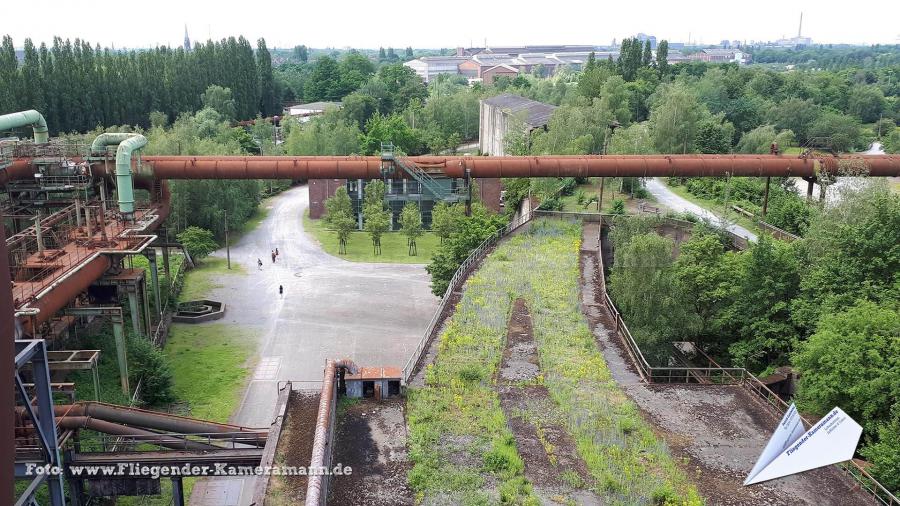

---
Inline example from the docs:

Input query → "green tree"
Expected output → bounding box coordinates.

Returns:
[201,85,237,121]
[794,301,900,427]
[768,98,821,144]
[431,201,463,243]
[727,236,801,371]
[847,84,886,123]
[736,124,796,154]
[400,202,424,255]
[363,202,390,255]
[672,231,739,347]
[642,40,652,67]
[293,44,308,63]
[256,38,278,117]
[807,110,862,152]
[176,226,219,261]
[694,118,734,154]
[608,231,683,362]
[860,413,900,494]
[792,184,900,329]
[426,204,505,295]
[649,82,707,153]
[655,40,669,76]
[360,112,424,155]
[324,186,355,254]
[599,76,631,125]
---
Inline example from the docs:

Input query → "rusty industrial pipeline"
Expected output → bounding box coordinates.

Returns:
[16,401,267,449]
[5,153,900,185]
[306,359,359,506]
[122,153,900,179]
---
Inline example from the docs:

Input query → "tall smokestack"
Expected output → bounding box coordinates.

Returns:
[798,12,803,38]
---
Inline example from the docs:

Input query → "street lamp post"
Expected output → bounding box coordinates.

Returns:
[224,209,231,270]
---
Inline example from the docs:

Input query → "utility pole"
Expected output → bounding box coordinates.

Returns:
[598,121,620,212]
[224,209,231,270]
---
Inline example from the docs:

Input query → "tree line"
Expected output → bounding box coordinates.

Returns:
[0,34,279,134]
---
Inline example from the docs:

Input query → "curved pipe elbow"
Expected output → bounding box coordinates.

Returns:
[0,110,49,144]
[90,133,147,216]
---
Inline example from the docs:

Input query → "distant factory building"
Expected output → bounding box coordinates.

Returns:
[285,101,342,122]
[479,94,556,156]
[403,56,472,83]
[692,48,750,64]
[405,49,619,85]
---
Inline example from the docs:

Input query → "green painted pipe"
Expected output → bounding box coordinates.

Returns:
[0,109,49,143]
[90,133,147,217]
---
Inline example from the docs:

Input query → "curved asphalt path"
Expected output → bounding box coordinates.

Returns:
[645,177,758,241]
[190,185,438,505]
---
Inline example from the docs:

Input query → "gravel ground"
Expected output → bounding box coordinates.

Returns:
[329,398,413,505]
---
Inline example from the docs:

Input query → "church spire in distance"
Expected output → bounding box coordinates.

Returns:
[183,24,191,52]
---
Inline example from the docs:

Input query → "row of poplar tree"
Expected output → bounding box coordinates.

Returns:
[0,35,279,134]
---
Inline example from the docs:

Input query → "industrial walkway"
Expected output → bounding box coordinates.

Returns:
[189,185,438,505]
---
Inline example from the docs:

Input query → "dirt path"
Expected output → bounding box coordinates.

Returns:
[329,398,413,505]
[265,391,320,505]
[579,222,870,505]
[497,299,601,505]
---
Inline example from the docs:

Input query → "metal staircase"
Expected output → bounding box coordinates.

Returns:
[380,142,466,202]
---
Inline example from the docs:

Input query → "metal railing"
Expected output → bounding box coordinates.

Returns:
[401,201,535,384]
[594,220,899,505]
[757,220,800,241]
[151,253,186,345]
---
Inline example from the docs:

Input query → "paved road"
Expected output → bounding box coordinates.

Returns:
[189,185,438,505]
[644,178,758,241]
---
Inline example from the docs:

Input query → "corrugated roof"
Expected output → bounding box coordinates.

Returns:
[482,93,557,128]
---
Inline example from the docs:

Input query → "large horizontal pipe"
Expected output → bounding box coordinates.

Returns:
[53,402,266,441]
[56,416,218,451]
[6,154,900,184]
[134,154,900,179]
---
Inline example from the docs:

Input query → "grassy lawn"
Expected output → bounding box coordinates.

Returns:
[407,219,701,504]
[662,180,762,235]
[178,257,245,302]
[303,210,439,263]
[164,323,255,422]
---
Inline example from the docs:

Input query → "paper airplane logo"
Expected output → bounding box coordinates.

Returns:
[744,403,862,485]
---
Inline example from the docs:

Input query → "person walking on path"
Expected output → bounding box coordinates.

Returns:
[275,247,279,257]
[271,250,276,263]
[257,258,263,270]
[279,285,283,296]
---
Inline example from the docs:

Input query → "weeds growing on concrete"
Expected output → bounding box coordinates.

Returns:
[407,219,702,505]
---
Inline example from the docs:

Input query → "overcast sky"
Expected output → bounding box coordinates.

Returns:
[4,0,899,50]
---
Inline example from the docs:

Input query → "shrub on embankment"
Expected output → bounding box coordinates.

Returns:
[407,218,702,504]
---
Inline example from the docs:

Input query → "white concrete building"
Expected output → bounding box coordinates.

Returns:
[402,56,472,83]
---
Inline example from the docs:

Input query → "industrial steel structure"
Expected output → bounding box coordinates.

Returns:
[4,108,900,505]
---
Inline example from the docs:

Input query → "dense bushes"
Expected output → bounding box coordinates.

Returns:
[425,204,506,295]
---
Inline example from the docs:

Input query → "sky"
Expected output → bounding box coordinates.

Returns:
[3,0,899,50]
